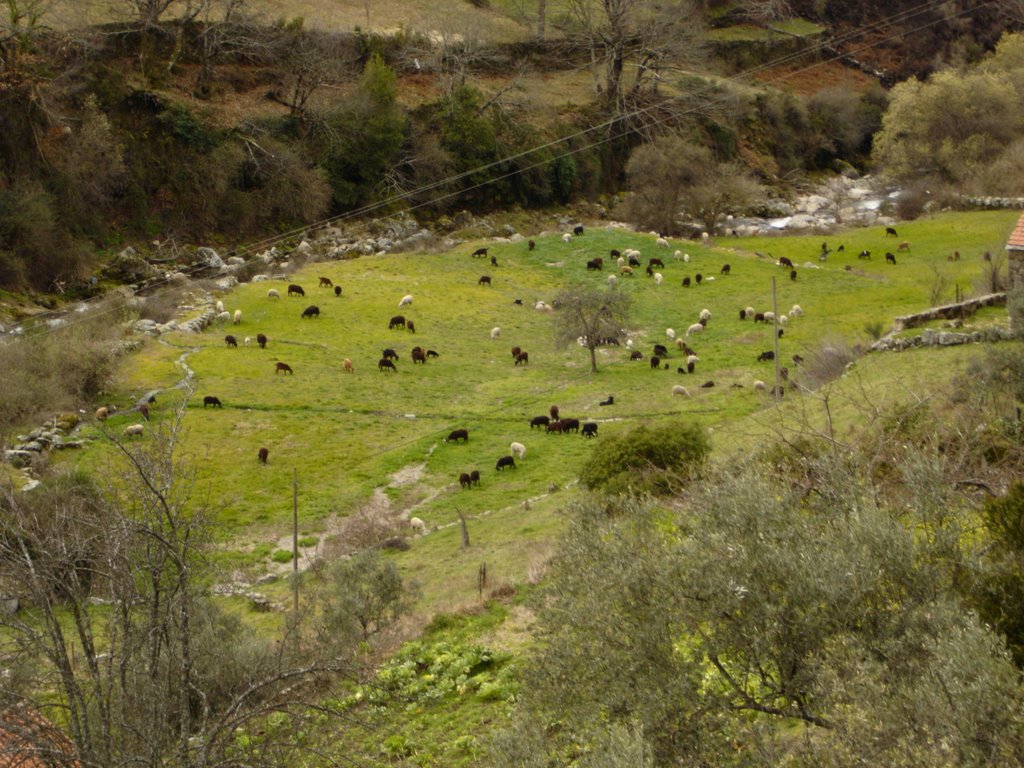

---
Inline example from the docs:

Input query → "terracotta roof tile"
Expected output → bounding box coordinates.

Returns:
[1008,211,1024,250]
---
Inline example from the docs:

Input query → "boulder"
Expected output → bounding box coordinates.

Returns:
[193,247,224,270]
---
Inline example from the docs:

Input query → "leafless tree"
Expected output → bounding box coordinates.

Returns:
[0,394,378,767]
[565,0,706,115]
[552,283,633,372]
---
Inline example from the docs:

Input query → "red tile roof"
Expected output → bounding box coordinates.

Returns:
[1008,211,1024,250]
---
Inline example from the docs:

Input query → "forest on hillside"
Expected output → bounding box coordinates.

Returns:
[0,0,1021,295]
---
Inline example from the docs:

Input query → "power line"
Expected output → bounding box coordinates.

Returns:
[1,0,1000,345]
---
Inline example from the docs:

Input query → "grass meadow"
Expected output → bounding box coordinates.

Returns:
[60,209,1018,610]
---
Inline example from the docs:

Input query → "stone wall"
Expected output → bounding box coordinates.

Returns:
[892,293,1006,332]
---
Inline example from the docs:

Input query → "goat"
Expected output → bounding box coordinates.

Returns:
[275,362,294,375]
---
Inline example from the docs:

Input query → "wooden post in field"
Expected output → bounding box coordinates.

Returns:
[293,467,299,612]
[455,507,470,549]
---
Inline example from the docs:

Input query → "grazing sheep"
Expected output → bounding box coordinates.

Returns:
[427,349,439,358]
[648,257,665,269]
[653,344,669,358]
[203,396,222,408]
[746,306,756,319]
[682,276,691,287]
[215,311,231,323]
[758,350,775,362]
[470,470,481,485]
[753,380,767,392]
[491,255,498,266]
[301,305,320,319]
[515,352,529,365]
[607,274,618,286]
[630,350,644,360]
[528,239,536,251]
[343,358,353,373]
[672,385,690,397]
[95,406,109,421]
[399,294,414,308]
[599,395,614,406]
[225,335,238,347]
[411,348,427,364]
[244,337,251,347]
[573,224,585,236]
[683,253,690,263]
[378,358,397,373]
[586,259,603,271]
[721,264,731,275]
[695,273,703,285]
[582,423,598,437]
[650,356,661,370]
[687,354,699,366]
[479,275,492,285]
[673,250,682,260]
[530,415,550,429]
[790,304,803,317]
[258,447,269,464]
[409,517,427,534]
[257,333,268,349]
[701,380,715,388]
[407,320,416,333]
[764,311,775,323]
[666,328,676,340]
[779,315,788,325]
[510,441,526,459]
[215,300,224,313]
[233,309,242,324]
[885,226,898,237]
[858,250,871,260]
[654,272,663,285]
[740,309,747,320]
[496,455,517,471]
[287,284,305,297]
[459,472,473,489]
[490,326,501,339]
[389,315,406,330]
[562,233,572,243]
[124,423,145,437]
[446,429,469,443]
[656,237,668,248]
[791,269,798,281]
[382,349,399,361]
[616,256,625,267]
[701,232,709,243]
[471,247,488,258]
[319,276,333,287]
[886,252,896,264]
[620,265,634,276]
[335,286,343,297]
[686,323,704,337]
[550,405,560,421]
[699,308,712,322]
[275,362,294,375]
[267,288,280,299]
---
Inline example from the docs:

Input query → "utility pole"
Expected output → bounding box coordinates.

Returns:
[293,467,299,612]
[772,276,781,401]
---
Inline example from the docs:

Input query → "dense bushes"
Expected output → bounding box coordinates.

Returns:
[578,421,710,495]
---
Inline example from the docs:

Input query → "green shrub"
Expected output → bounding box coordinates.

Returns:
[297,535,318,548]
[270,549,294,563]
[578,421,710,496]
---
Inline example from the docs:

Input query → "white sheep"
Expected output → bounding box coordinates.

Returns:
[666,328,676,340]
[510,441,526,459]
[215,311,231,323]
[215,300,224,313]
[624,248,641,260]
[779,314,789,326]
[267,288,280,299]
[616,256,625,268]
[686,323,704,337]
[745,306,755,318]
[490,326,501,339]
[233,309,242,325]
[672,385,690,397]
[700,232,709,242]
[704,276,715,282]
[656,237,669,248]
[399,294,413,308]
[607,274,617,286]
[244,337,251,347]
[699,308,712,322]
[764,311,776,323]
[562,233,572,243]
[673,250,682,260]
[124,423,144,437]
[753,380,767,392]
[654,272,663,285]
[625,339,634,349]
[790,304,804,317]
[409,517,427,535]
[683,253,690,263]
[675,338,688,350]
[687,354,700,365]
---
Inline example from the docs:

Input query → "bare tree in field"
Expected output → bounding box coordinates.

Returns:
[552,283,633,372]
[0,394,406,766]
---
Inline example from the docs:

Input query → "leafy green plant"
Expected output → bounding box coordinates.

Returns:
[270,549,293,563]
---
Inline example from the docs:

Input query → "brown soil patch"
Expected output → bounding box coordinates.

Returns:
[752,59,876,95]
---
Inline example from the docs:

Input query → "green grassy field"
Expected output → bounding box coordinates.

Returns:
[61,209,1018,600]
